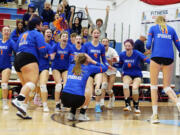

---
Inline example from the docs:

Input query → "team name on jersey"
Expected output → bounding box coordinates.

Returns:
[57,51,68,54]
[90,49,101,53]
[74,52,81,55]
[0,46,8,49]
[157,34,171,39]
[67,75,82,80]
[125,59,134,63]
[19,41,28,46]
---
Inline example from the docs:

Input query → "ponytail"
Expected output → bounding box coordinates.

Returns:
[155,16,168,34]
[72,53,87,76]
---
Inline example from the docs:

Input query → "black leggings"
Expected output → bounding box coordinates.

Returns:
[60,92,85,114]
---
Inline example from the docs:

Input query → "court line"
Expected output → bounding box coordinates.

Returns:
[51,113,120,135]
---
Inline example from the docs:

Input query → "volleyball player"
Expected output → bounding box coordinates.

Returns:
[51,31,73,112]
[84,28,114,113]
[11,16,47,119]
[146,16,180,124]
[60,53,108,121]
[115,39,150,114]
[0,26,17,110]
[100,38,119,109]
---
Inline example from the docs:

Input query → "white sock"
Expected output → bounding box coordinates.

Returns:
[100,99,104,106]
[2,99,7,104]
[43,102,47,107]
[152,105,158,115]
[56,101,60,105]
[96,102,100,106]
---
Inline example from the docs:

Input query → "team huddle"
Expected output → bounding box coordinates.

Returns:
[0,15,180,124]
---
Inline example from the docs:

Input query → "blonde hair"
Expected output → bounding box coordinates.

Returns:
[72,53,87,76]
[155,16,167,34]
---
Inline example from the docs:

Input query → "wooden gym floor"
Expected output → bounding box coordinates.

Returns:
[0,100,180,135]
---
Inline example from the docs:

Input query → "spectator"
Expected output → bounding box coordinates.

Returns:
[23,3,36,30]
[49,13,59,32]
[0,32,2,40]
[30,0,45,16]
[41,2,54,23]
[61,0,71,23]
[15,0,26,9]
[41,22,49,33]
[85,5,110,40]
[10,20,25,43]
[81,27,91,44]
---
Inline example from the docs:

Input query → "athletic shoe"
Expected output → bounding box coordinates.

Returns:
[16,111,32,120]
[95,104,102,113]
[55,103,61,112]
[78,113,90,121]
[176,102,180,113]
[11,98,26,115]
[151,114,160,124]
[43,105,49,112]
[123,106,132,112]
[67,113,76,121]
[3,104,9,110]
[134,107,141,114]
[107,96,115,109]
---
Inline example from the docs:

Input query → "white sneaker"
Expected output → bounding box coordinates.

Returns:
[78,113,90,121]
[16,111,32,120]
[134,107,141,114]
[43,105,49,112]
[67,113,76,121]
[176,102,180,113]
[123,106,132,112]
[107,96,115,109]
[3,104,9,110]
[11,98,27,115]
[151,114,160,124]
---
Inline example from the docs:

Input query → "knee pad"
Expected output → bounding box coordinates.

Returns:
[132,89,139,95]
[25,82,35,91]
[101,82,108,90]
[106,89,113,95]
[123,83,129,90]
[55,83,62,92]
[95,89,102,96]
[40,84,48,93]
[151,85,158,90]
[1,83,8,90]
[164,87,172,93]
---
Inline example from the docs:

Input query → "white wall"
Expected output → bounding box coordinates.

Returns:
[68,0,180,42]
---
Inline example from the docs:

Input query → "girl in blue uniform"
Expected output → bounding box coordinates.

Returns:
[11,16,47,119]
[83,28,111,113]
[51,31,73,112]
[0,26,17,110]
[146,16,180,124]
[115,39,150,114]
[60,53,108,121]
[37,29,54,112]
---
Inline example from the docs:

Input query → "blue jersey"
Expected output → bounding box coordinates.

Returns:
[51,43,73,70]
[146,24,180,59]
[0,39,17,69]
[84,42,109,66]
[38,42,53,72]
[17,30,47,60]
[116,50,150,77]
[10,29,24,43]
[63,63,108,96]
[70,45,86,63]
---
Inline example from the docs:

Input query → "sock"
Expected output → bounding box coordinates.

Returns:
[96,102,100,106]
[152,105,158,115]
[133,100,139,109]
[80,108,87,114]
[17,94,25,101]
[70,108,76,115]
[43,102,47,107]
[100,99,104,106]
[56,101,60,105]
[125,97,130,107]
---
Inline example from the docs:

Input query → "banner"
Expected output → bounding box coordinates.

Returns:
[141,8,180,23]
[140,0,180,5]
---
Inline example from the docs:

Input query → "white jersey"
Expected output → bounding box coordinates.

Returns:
[105,47,119,75]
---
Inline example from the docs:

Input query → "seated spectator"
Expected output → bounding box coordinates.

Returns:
[23,3,36,30]
[10,20,25,43]
[85,5,110,39]
[81,27,91,44]
[69,7,82,35]
[42,22,49,33]
[41,2,54,23]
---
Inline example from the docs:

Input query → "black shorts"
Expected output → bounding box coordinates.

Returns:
[60,92,85,109]
[58,69,67,74]
[151,57,173,66]
[14,52,38,72]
